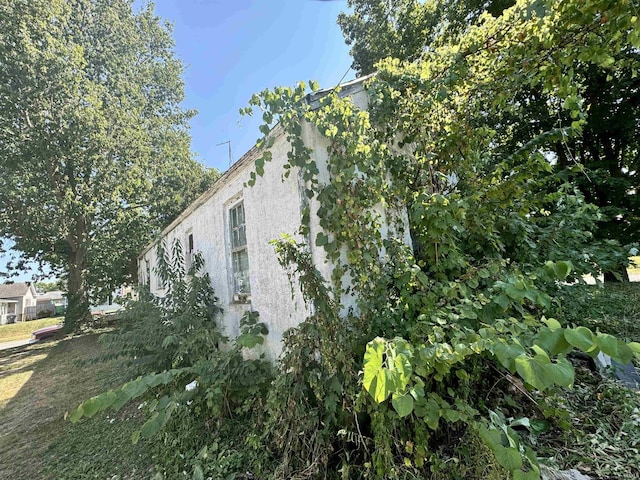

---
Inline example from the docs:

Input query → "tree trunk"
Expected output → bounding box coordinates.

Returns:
[64,218,92,331]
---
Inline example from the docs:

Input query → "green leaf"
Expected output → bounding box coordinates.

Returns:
[392,393,414,418]
[255,157,265,176]
[193,465,204,480]
[391,338,413,388]
[315,232,329,247]
[515,354,551,391]
[546,356,574,388]
[494,342,526,373]
[596,332,619,358]
[535,328,571,356]
[564,326,598,353]
[553,261,572,280]
[629,342,640,358]
[513,469,540,480]
[542,317,562,331]
[122,379,149,400]
[494,294,511,310]
[479,425,523,471]
[363,338,394,403]
[236,333,264,349]
[82,397,102,418]
[615,341,633,365]
[69,405,84,423]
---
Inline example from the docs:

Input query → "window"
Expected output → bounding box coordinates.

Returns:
[185,232,194,271]
[229,202,250,299]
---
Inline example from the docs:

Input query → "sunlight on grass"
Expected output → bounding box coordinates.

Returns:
[0,370,34,407]
[0,317,63,343]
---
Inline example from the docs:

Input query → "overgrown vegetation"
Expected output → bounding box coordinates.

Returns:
[64,0,640,478]
[72,241,274,479]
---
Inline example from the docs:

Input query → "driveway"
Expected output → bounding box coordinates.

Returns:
[0,338,34,351]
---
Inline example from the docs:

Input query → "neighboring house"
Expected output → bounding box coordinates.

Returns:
[139,77,410,358]
[0,282,38,323]
[33,290,67,317]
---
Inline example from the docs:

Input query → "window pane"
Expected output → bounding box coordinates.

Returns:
[232,249,250,294]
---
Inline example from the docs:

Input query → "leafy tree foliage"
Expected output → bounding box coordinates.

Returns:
[0,0,218,328]
[238,0,640,476]
[339,0,640,280]
[337,0,512,76]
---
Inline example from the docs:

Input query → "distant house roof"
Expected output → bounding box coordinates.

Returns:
[0,282,36,299]
[36,290,65,302]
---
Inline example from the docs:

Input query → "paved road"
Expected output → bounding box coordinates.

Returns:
[0,338,34,351]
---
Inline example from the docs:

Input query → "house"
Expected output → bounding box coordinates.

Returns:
[33,290,67,317]
[0,282,37,324]
[139,77,409,358]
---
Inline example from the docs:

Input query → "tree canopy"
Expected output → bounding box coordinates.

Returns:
[338,0,640,279]
[0,0,218,327]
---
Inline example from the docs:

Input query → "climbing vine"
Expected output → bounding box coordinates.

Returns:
[243,0,640,478]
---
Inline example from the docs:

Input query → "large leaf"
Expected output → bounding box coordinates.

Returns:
[494,341,526,373]
[546,356,574,388]
[596,332,619,358]
[363,338,394,403]
[515,354,551,391]
[391,393,414,418]
[535,327,571,356]
[479,425,523,471]
[564,326,598,353]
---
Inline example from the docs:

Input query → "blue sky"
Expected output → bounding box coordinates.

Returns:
[1,0,355,281]
[157,0,354,171]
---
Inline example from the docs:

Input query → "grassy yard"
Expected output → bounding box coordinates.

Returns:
[0,317,63,343]
[0,332,154,480]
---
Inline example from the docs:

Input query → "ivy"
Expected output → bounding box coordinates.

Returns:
[239,0,640,477]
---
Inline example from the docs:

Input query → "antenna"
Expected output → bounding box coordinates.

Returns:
[216,140,233,166]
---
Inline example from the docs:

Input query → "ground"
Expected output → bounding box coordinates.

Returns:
[0,317,62,344]
[0,283,639,478]
[0,331,154,480]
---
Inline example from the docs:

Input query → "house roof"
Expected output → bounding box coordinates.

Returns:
[36,290,65,301]
[139,75,372,259]
[0,282,35,299]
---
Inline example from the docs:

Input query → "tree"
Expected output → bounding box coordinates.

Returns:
[337,0,513,76]
[0,0,218,328]
[35,280,66,293]
[338,0,640,280]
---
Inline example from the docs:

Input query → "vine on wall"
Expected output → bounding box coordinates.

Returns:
[243,0,640,478]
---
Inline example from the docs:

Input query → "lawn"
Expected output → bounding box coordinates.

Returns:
[0,332,154,480]
[0,317,63,343]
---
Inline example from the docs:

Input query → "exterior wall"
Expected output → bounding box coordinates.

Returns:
[140,129,310,359]
[138,78,411,359]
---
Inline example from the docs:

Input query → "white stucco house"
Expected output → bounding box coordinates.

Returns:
[139,77,408,357]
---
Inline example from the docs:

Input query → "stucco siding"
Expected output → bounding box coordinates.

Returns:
[140,131,309,358]
[138,77,411,359]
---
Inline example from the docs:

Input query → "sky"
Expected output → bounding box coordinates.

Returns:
[155,0,355,172]
[1,0,356,282]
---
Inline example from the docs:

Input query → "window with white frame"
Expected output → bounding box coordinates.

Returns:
[229,202,250,299]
